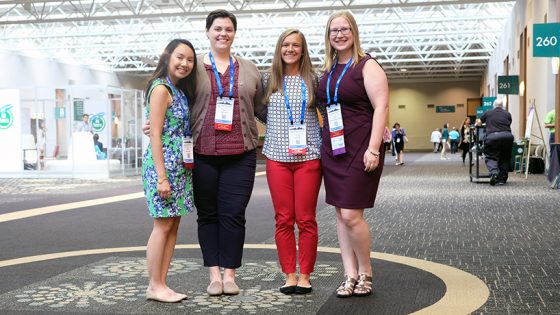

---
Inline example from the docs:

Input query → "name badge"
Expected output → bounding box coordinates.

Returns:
[396,138,401,143]
[326,104,346,155]
[288,123,307,155]
[214,97,234,131]
[182,136,194,169]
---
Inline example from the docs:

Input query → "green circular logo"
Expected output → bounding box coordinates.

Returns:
[0,105,14,130]
[91,114,106,132]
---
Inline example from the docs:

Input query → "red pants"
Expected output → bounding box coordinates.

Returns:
[266,159,321,274]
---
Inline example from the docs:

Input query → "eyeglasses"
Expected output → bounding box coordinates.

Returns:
[329,27,352,37]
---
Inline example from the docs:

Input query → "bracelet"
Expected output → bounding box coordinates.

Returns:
[157,178,168,184]
[368,149,380,157]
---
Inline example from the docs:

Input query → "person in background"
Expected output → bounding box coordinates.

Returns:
[142,39,197,303]
[93,133,106,160]
[460,117,473,165]
[318,10,388,298]
[440,123,450,160]
[383,126,392,152]
[437,128,443,152]
[476,99,513,186]
[93,133,103,152]
[77,114,93,133]
[430,127,441,153]
[544,109,556,151]
[393,123,407,165]
[262,28,321,295]
[391,122,405,160]
[449,127,460,154]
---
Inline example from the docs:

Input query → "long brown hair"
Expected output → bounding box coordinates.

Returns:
[144,39,197,104]
[263,28,316,108]
[322,11,365,72]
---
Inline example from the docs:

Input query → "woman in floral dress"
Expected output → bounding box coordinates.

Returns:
[142,39,197,303]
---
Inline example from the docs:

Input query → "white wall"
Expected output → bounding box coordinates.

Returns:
[483,0,558,143]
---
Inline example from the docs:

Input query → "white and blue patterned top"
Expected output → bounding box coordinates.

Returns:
[262,74,321,162]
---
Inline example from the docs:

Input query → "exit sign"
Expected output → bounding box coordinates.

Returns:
[533,23,560,57]
[498,75,519,94]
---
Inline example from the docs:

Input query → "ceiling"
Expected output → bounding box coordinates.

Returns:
[0,0,515,83]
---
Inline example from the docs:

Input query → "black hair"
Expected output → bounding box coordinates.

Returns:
[145,39,197,105]
[206,9,237,31]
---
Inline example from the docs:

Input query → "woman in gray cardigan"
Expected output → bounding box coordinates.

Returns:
[192,9,266,297]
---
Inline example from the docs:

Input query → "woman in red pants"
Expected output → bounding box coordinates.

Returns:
[261,28,322,295]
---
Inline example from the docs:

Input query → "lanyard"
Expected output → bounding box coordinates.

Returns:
[209,52,234,98]
[282,77,307,125]
[326,58,353,105]
[166,76,191,136]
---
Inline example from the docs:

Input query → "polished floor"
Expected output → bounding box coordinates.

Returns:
[0,152,558,315]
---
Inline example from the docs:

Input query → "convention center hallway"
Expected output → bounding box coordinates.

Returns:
[0,152,558,315]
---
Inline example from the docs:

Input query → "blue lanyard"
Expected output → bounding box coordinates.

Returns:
[209,52,234,98]
[283,77,307,125]
[166,76,191,137]
[326,58,352,105]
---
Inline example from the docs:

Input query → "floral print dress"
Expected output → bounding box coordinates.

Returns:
[142,78,194,218]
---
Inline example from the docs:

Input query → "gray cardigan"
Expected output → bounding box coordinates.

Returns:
[190,54,266,152]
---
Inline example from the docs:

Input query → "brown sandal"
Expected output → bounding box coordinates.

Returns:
[335,276,356,298]
[353,274,373,296]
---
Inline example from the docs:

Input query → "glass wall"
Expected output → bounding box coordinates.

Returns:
[7,85,143,178]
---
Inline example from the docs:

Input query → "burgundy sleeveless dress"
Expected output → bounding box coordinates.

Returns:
[317,55,385,209]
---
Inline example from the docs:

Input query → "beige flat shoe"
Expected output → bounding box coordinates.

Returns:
[146,290,185,303]
[207,281,223,296]
[223,281,240,295]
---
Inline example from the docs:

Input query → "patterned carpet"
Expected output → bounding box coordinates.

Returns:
[0,152,558,314]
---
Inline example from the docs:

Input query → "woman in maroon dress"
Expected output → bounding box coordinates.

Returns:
[317,11,388,297]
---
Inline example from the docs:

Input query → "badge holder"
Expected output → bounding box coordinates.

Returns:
[327,104,346,155]
[288,123,307,155]
[182,136,194,169]
[214,97,234,131]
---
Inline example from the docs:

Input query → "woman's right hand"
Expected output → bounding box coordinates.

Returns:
[157,179,171,199]
[143,120,151,136]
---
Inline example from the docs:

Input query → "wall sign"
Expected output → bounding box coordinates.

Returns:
[0,104,14,129]
[91,112,106,132]
[476,106,493,118]
[73,98,84,121]
[498,75,519,94]
[0,89,22,172]
[436,105,455,113]
[482,96,497,107]
[55,107,66,119]
[533,23,560,57]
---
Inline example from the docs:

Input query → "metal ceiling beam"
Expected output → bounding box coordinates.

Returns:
[0,0,516,82]
[0,0,515,25]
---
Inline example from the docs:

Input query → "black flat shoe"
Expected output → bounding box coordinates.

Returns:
[279,285,297,294]
[295,285,312,294]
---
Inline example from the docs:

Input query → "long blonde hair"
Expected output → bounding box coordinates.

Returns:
[322,11,365,72]
[263,28,316,108]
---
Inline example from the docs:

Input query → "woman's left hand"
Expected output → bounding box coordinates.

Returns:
[363,149,380,172]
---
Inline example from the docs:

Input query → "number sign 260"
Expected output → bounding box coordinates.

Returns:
[535,36,558,47]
